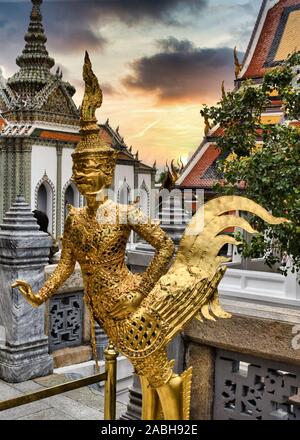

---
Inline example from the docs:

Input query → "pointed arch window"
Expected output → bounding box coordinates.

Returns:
[118,179,132,205]
[139,180,150,217]
[62,181,81,227]
[35,176,55,235]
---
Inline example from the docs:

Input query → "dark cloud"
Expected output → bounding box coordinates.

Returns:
[0,2,107,60]
[49,28,107,54]
[43,0,209,53]
[97,0,208,25]
[157,37,195,53]
[0,0,208,58]
[122,37,244,103]
[44,0,209,27]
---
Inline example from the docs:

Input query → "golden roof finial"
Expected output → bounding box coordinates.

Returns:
[221,80,226,99]
[80,51,102,134]
[203,114,211,137]
[234,46,243,79]
[171,159,179,182]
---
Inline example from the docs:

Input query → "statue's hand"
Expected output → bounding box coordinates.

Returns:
[11,280,42,308]
[110,290,144,320]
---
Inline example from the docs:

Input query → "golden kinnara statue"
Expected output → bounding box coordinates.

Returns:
[12,53,288,420]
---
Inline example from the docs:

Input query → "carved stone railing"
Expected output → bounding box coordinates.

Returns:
[44,262,134,408]
[214,350,300,420]
[184,297,300,420]
[44,262,108,368]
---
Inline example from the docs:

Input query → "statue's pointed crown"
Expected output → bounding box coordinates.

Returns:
[73,52,116,157]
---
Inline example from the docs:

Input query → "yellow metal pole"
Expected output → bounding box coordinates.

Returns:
[0,372,107,412]
[104,342,118,420]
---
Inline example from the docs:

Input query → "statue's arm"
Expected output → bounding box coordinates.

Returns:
[129,207,175,296]
[12,215,76,307]
[109,206,175,319]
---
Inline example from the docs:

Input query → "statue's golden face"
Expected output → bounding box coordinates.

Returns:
[72,155,113,196]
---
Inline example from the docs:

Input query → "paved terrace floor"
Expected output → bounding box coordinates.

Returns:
[0,373,127,420]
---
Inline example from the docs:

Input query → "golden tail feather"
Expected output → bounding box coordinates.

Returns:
[182,367,193,420]
[178,196,289,262]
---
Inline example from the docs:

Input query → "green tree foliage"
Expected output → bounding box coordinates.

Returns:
[201,52,300,275]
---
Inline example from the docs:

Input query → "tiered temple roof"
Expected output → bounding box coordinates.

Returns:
[0,0,154,174]
[0,0,79,126]
[177,0,300,193]
[240,0,300,80]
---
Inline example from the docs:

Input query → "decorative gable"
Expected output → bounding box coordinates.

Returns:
[0,96,7,112]
[42,86,78,116]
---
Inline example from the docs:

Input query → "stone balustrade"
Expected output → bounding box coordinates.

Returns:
[184,297,300,420]
[44,262,108,368]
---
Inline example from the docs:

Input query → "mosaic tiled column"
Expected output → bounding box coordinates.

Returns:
[0,196,53,382]
[56,145,63,239]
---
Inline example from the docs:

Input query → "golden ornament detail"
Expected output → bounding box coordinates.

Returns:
[12,53,289,420]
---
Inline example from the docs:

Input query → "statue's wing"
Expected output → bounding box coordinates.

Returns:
[118,196,288,358]
[117,269,225,358]
[176,196,288,271]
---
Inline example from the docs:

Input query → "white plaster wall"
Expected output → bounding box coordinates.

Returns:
[31,144,57,209]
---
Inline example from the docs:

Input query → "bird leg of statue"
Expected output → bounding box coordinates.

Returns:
[12,52,290,420]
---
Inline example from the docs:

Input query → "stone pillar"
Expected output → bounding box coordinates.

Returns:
[185,343,215,420]
[14,139,22,200]
[95,323,109,360]
[121,374,142,420]
[22,140,32,207]
[0,196,53,383]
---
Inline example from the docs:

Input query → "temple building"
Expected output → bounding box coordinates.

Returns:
[0,0,155,237]
[177,0,300,197]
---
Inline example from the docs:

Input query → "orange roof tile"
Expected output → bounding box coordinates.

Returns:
[99,127,113,145]
[0,117,6,128]
[243,0,300,79]
[39,130,80,142]
[181,145,221,188]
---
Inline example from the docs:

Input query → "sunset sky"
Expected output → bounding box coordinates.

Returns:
[0,0,261,168]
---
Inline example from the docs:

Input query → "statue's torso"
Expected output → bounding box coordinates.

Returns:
[67,203,139,319]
